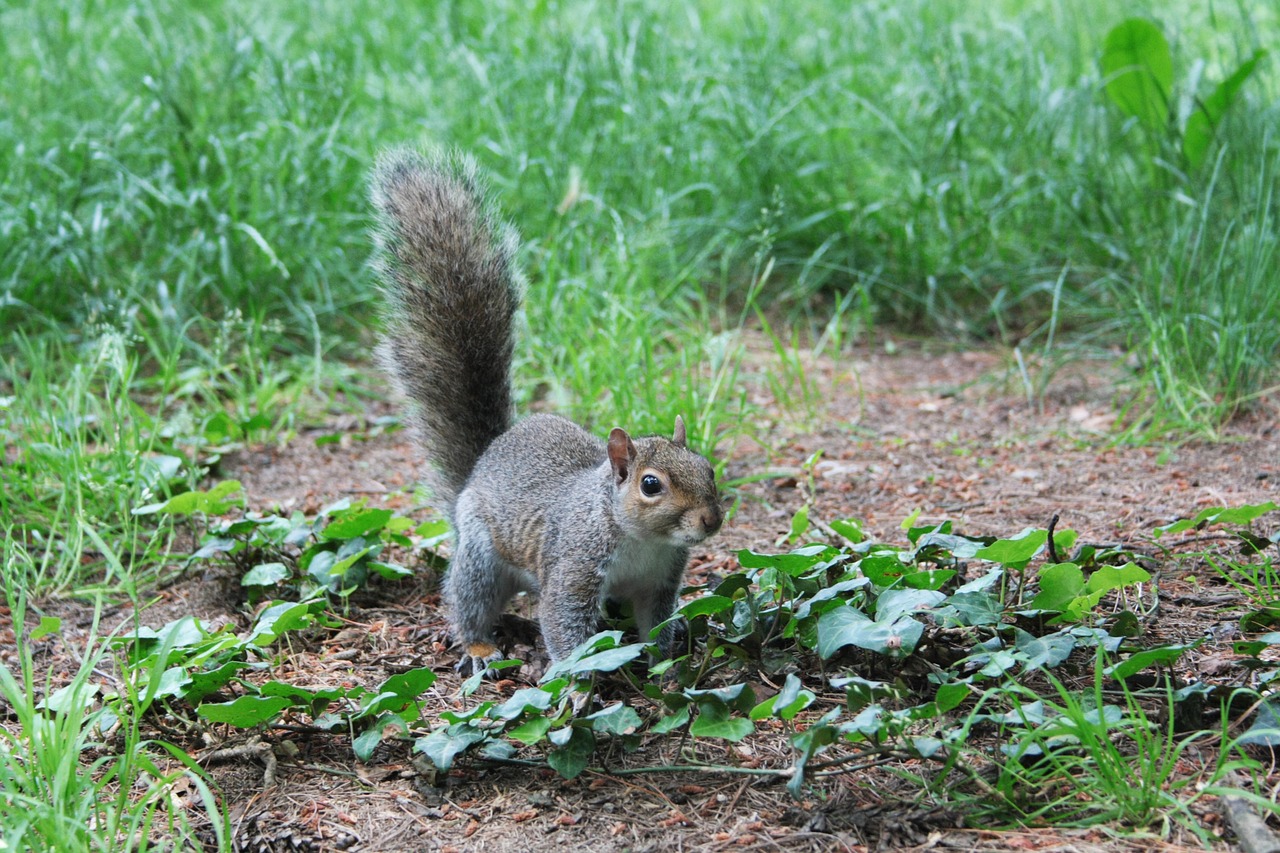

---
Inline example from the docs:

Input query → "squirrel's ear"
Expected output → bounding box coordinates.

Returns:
[607,428,637,485]
[672,415,687,448]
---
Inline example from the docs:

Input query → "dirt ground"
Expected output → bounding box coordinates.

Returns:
[16,341,1280,851]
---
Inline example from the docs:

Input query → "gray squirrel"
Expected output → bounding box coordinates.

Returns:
[371,149,724,675]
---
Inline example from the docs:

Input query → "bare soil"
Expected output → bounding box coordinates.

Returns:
[12,341,1280,852]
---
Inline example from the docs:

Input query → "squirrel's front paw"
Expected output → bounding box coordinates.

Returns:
[455,642,505,678]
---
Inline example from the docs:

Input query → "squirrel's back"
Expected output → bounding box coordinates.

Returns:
[371,149,524,516]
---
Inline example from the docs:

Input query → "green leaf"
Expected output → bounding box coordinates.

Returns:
[816,605,923,658]
[788,504,810,542]
[1184,50,1266,168]
[246,599,325,646]
[492,687,555,721]
[975,528,1047,568]
[689,699,754,742]
[322,508,394,540]
[830,518,865,544]
[416,723,487,771]
[1238,698,1280,747]
[354,714,407,761]
[242,562,291,587]
[934,683,970,714]
[1029,563,1084,611]
[152,666,193,700]
[39,682,99,714]
[197,695,292,727]
[909,737,945,759]
[750,674,816,721]
[738,545,839,577]
[185,661,252,703]
[935,591,1003,627]
[29,616,61,641]
[133,480,244,516]
[509,716,554,745]
[902,569,957,591]
[1085,563,1151,594]
[874,588,944,624]
[368,561,413,580]
[679,595,735,619]
[1104,643,1197,680]
[587,703,643,736]
[543,634,643,679]
[546,726,596,779]
[860,553,910,587]
[651,705,691,734]
[359,668,436,718]
[1101,18,1173,130]
[1013,628,1077,671]
[1155,502,1279,537]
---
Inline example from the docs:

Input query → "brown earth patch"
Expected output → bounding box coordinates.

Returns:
[10,340,1280,852]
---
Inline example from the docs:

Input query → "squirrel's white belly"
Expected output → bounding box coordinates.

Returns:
[600,536,678,600]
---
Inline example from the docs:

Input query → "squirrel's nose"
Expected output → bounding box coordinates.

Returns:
[701,508,722,533]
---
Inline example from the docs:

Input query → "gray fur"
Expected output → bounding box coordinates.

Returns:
[372,152,723,675]
[371,148,523,515]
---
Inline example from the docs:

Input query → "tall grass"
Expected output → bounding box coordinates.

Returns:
[2,0,1277,592]
[0,580,228,850]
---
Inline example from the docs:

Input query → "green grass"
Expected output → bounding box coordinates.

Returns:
[1,2,1278,844]
[0,586,226,850]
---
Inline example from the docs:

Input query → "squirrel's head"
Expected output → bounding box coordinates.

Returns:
[607,416,723,545]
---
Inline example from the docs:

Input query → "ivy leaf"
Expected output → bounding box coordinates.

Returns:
[546,726,596,779]
[587,703,643,736]
[934,683,971,714]
[788,504,810,542]
[1029,563,1084,612]
[358,668,436,719]
[689,699,754,742]
[29,616,62,641]
[816,605,924,658]
[829,518,865,544]
[368,561,413,580]
[321,508,393,540]
[738,545,840,576]
[185,661,252,703]
[492,687,555,721]
[242,562,291,588]
[1104,643,1198,680]
[509,716,554,745]
[750,674,816,721]
[416,723,488,771]
[874,588,945,624]
[679,595,735,620]
[1085,563,1151,594]
[543,634,643,680]
[353,714,407,762]
[975,528,1047,569]
[651,705,691,734]
[902,569,957,591]
[935,591,1003,627]
[246,599,325,646]
[133,480,244,516]
[197,695,292,727]
[1155,502,1278,537]
[1238,697,1280,747]
[1013,628,1077,671]
[859,554,910,587]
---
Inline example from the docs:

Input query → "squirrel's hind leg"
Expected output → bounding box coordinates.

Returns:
[444,522,522,676]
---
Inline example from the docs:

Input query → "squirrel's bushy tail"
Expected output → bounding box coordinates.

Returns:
[372,149,522,516]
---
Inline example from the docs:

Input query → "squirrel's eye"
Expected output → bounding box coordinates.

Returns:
[640,474,663,497]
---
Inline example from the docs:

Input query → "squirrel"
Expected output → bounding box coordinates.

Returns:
[371,149,724,676]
